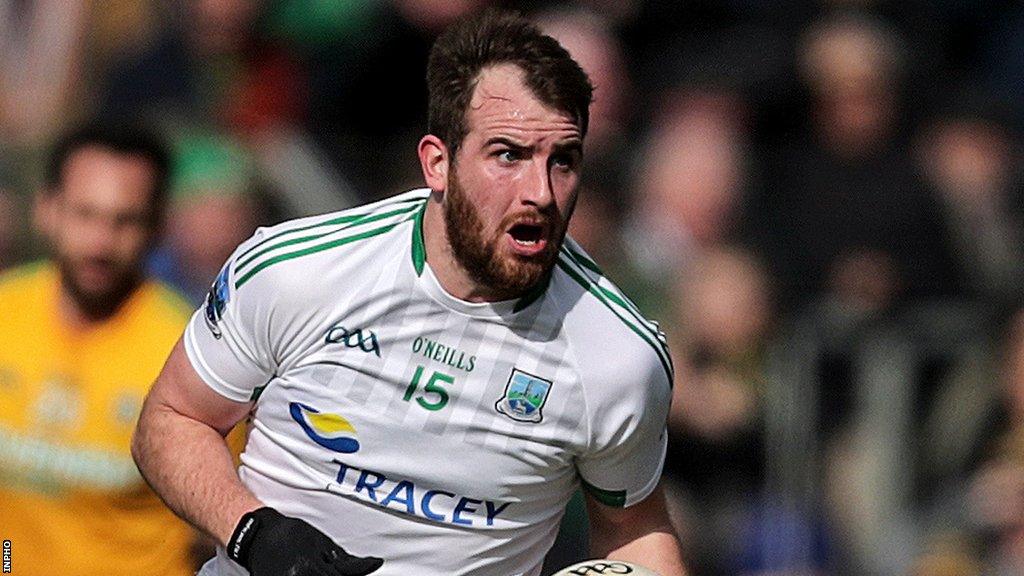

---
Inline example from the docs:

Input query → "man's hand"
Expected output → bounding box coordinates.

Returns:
[228,507,384,576]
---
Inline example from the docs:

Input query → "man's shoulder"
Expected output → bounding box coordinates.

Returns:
[259,189,430,238]
[0,261,55,300]
[228,189,430,291]
[550,239,673,390]
[135,279,194,324]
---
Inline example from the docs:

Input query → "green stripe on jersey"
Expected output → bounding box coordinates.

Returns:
[235,193,428,263]
[563,244,654,328]
[235,203,421,274]
[411,201,427,276]
[563,243,604,276]
[234,219,410,288]
[580,477,627,508]
[560,247,669,347]
[556,259,673,385]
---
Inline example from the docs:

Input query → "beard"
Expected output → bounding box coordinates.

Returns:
[444,166,571,299]
[56,254,141,321]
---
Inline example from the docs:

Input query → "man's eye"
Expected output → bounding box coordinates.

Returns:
[497,150,521,163]
[551,153,578,170]
[115,213,148,229]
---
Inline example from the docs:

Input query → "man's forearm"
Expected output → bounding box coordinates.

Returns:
[603,529,687,576]
[587,486,688,576]
[132,400,261,546]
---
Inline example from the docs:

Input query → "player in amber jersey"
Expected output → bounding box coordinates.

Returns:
[0,123,196,576]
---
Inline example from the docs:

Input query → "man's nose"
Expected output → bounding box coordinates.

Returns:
[520,159,554,208]
[80,214,123,254]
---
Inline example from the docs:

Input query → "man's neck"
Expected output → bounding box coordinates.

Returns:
[57,282,135,331]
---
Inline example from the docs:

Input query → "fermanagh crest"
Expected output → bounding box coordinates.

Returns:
[495,368,553,423]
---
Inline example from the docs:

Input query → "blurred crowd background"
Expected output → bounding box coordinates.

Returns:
[1,0,1023,575]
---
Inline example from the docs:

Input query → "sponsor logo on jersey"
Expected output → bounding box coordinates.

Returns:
[329,458,512,528]
[289,402,361,453]
[495,368,552,423]
[411,337,475,372]
[325,325,381,357]
[204,266,231,339]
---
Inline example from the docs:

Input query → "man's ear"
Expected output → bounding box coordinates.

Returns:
[418,135,449,194]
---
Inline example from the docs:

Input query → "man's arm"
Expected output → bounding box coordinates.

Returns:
[133,338,384,576]
[586,484,687,576]
[131,337,261,546]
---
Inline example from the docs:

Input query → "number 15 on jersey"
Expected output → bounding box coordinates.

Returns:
[402,365,455,411]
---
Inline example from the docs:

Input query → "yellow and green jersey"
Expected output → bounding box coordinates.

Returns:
[0,262,194,576]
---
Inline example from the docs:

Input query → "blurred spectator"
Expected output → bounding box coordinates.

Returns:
[965,309,1024,575]
[0,123,195,574]
[623,88,755,318]
[757,11,961,315]
[99,0,305,137]
[538,7,631,156]
[0,0,89,149]
[909,535,981,576]
[96,1,361,221]
[149,132,261,303]
[916,90,1024,312]
[0,186,20,271]
[296,0,484,199]
[663,246,773,576]
[668,246,770,470]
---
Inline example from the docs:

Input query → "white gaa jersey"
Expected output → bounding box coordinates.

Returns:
[186,189,673,576]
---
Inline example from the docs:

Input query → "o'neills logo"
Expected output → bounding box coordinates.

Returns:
[325,325,381,357]
[412,337,475,372]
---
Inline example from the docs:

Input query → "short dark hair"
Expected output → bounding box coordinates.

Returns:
[45,122,171,223]
[426,9,593,156]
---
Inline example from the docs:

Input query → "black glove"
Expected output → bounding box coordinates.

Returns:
[227,507,384,576]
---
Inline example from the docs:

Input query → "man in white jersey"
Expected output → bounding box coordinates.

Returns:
[132,9,687,576]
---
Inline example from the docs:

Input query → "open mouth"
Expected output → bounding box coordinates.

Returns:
[509,223,545,246]
[506,222,549,256]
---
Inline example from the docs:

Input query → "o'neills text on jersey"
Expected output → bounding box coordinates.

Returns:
[412,337,476,372]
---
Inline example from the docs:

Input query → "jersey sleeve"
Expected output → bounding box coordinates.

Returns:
[183,230,277,402]
[576,350,671,508]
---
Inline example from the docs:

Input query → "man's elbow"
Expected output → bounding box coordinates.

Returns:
[130,403,150,470]
[130,392,163,472]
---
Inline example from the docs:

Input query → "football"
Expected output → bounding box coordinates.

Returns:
[550,559,663,575]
